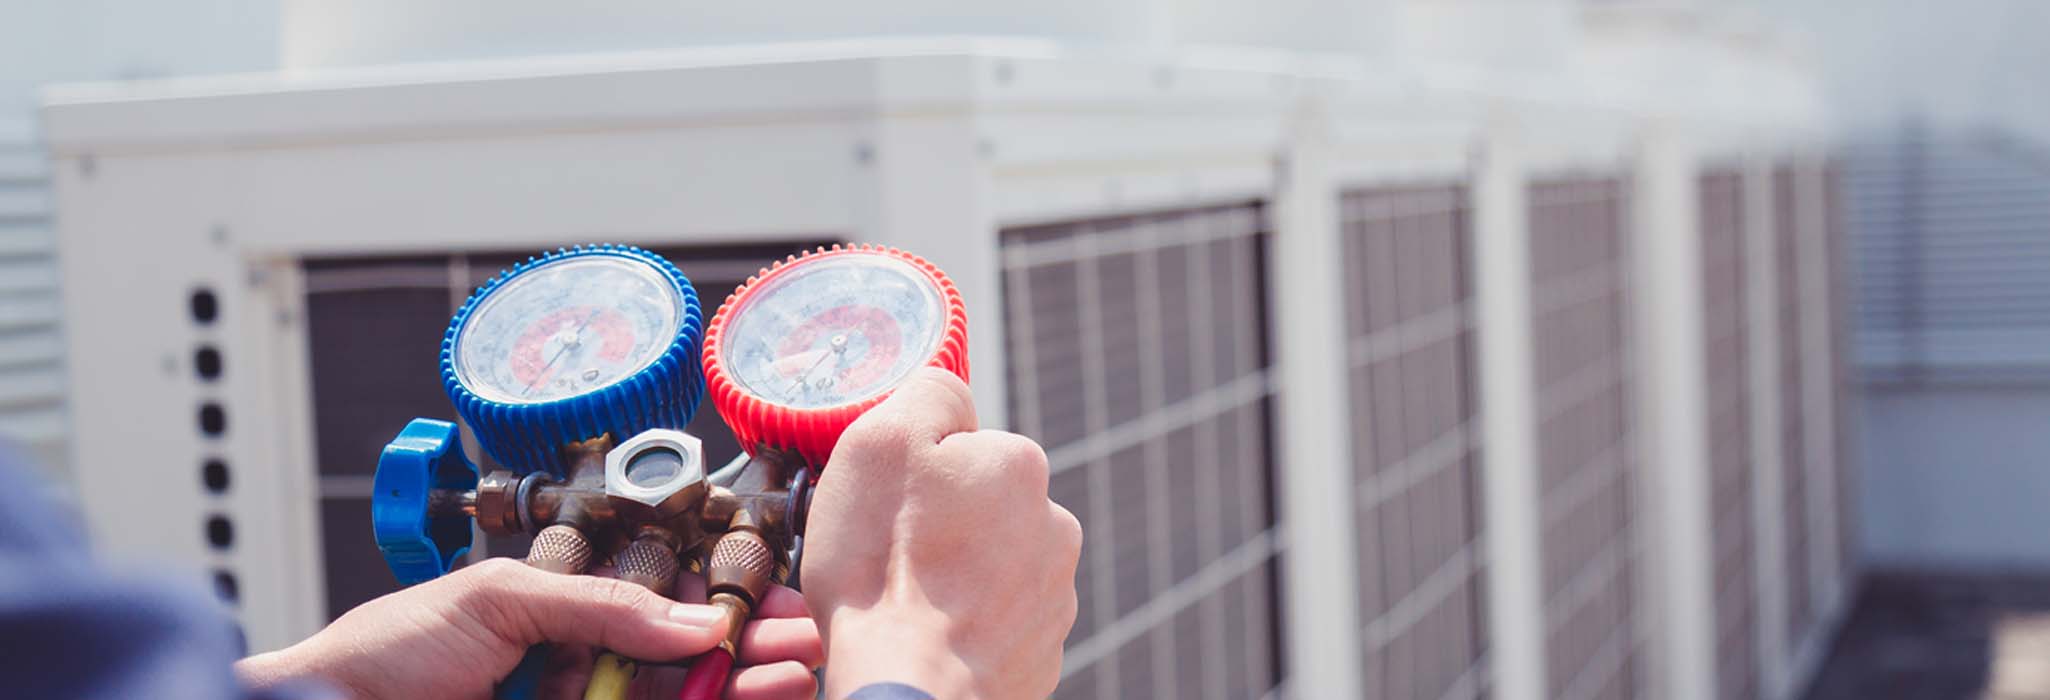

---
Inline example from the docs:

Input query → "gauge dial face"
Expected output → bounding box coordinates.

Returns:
[721,254,945,409]
[453,256,682,404]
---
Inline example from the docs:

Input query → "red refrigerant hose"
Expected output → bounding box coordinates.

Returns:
[675,647,734,700]
[679,528,773,700]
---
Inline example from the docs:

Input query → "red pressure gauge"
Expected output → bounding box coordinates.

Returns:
[703,245,969,467]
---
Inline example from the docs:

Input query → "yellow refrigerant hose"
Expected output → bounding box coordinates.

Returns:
[583,651,636,700]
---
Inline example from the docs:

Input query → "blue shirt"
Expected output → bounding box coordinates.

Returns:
[0,445,330,700]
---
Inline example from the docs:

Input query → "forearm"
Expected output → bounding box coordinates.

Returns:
[233,649,298,689]
[234,644,345,695]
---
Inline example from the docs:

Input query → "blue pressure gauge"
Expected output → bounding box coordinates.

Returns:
[442,245,706,476]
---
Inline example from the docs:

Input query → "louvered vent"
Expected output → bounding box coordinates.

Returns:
[1340,183,1489,699]
[1003,203,1282,700]
[1527,175,1642,700]
[1848,130,2050,381]
[0,134,64,475]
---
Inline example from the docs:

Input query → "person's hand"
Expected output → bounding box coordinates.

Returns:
[234,557,823,700]
[800,368,1084,699]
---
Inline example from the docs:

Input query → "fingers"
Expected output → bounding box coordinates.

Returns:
[658,575,819,667]
[637,659,819,700]
[537,645,596,700]
[737,617,824,668]
[455,559,728,663]
[754,584,812,619]
[670,574,806,619]
[729,661,819,700]
[673,571,707,604]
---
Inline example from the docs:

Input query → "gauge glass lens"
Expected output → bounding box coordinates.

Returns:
[625,447,689,488]
[454,256,682,404]
[722,254,944,409]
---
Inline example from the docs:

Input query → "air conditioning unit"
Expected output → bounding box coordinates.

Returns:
[42,43,1315,698]
[41,29,1854,700]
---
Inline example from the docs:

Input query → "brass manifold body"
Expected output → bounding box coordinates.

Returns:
[426,431,807,636]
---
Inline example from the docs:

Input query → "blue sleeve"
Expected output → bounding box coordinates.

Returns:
[0,443,331,700]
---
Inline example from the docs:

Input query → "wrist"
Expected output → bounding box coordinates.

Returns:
[824,606,975,700]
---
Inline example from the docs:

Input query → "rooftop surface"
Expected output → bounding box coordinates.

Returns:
[1807,571,2050,700]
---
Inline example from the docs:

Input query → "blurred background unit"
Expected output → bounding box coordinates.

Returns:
[0,123,59,477]
[3,0,1939,698]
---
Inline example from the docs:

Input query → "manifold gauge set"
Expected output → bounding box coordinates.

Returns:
[370,244,969,700]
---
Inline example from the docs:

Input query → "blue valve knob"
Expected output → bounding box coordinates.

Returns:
[373,418,479,584]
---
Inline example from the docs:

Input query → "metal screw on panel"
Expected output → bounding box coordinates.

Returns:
[855,143,874,166]
[78,155,95,179]
[212,225,230,247]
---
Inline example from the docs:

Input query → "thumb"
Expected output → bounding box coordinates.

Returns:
[456,559,729,662]
[826,367,977,476]
[852,367,978,447]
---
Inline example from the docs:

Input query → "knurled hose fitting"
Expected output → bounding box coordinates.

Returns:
[525,524,593,575]
[615,534,681,594]
[706,529,775,606]
[708,592,752,656]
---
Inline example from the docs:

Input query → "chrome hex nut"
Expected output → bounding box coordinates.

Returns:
[605,429,708,522]
[471,470,517,535]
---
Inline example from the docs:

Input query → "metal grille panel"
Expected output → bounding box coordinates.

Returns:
[1340,183,1489,700]
[1699,170,1757,700]
[1527,176,1640,700]
[1004,203,1282,700]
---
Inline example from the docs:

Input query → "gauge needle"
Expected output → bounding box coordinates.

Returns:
[785,334,850,400]
[524,309,604,397]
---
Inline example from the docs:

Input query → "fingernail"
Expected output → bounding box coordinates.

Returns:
[668,604,725,630]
